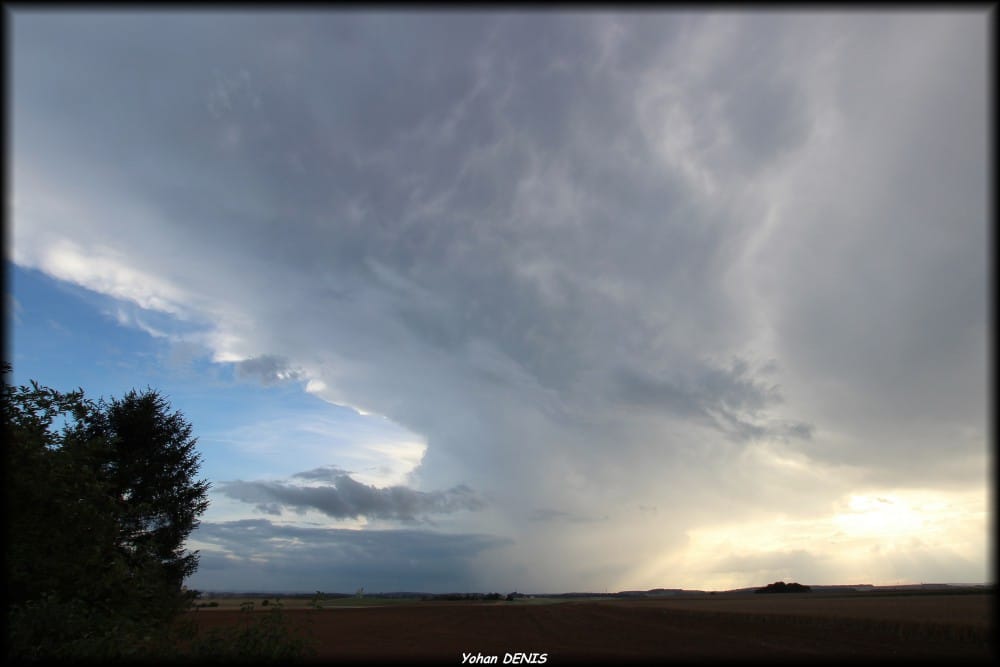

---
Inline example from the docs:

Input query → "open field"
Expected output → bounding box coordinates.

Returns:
[180,592,993,663]
[191,594,571,610]
[192,595,426,610]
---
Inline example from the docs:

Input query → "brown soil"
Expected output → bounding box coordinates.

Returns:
[180,594,994,663]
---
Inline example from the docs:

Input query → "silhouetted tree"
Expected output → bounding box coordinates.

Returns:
[5,375,122,609]
[4,365,210,659]
[87,387,210,619]
[755,581,811,594]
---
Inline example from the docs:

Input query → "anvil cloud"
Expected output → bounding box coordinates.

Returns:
[10,10,990,593]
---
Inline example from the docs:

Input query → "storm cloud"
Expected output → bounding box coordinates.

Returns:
[234,355,303,385]
[188,519,511,593]
[10,10,989,591]
[218,468,486,521]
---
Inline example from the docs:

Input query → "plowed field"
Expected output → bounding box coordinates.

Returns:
[182,594,993,663]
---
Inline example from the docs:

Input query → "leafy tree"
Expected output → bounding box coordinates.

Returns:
[3,365,210,659]
[4,375,120,608]
[87,388,211,620]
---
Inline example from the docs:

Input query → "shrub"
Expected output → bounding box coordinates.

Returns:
[178,599,315,661]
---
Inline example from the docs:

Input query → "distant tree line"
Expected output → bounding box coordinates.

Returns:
[420,592,511,601]
[755,581,812,594]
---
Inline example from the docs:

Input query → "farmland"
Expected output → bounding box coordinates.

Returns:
[180,591,993,662]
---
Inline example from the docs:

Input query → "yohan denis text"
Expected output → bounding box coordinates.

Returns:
[462,652,548,664]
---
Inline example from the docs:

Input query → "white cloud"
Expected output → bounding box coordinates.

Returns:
[24,238,191,318]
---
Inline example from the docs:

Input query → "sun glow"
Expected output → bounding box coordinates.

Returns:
[833,493,926,537]
[631,487,987,591]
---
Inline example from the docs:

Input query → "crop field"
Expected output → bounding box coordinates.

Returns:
[179,592,993,662]
[192,595,425,610]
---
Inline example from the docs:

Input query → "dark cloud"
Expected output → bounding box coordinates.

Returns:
[613,358,810,443]
[253,502,283,516]
[292,465,354,482]
[189,518,511,593]
[743,13,989,475]
[219,470,485,521]
[235,355,302,385]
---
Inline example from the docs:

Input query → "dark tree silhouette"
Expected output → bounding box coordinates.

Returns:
[5,376,121,609]
[755,581,812,594]
[88,388,211,617]
[4,365,210,658]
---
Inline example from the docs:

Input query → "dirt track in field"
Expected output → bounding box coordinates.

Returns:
[182,594,994,663]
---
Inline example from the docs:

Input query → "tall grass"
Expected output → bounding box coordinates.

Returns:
[173,599,316,661]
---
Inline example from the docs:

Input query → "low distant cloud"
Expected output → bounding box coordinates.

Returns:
[219,468,486,521]
[292,465,354,481]
[188,518,511,593]
[253,502,283,516]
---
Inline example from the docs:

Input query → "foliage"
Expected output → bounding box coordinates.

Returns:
[194,600,221,608]
[425,592,506,601]
[5,593,180,661]
[87,387,211,620]
[755,581,812,594]
[3,365,210,659]
[177,599,316,661]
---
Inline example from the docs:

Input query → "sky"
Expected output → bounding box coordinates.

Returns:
[7,9,992,593]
